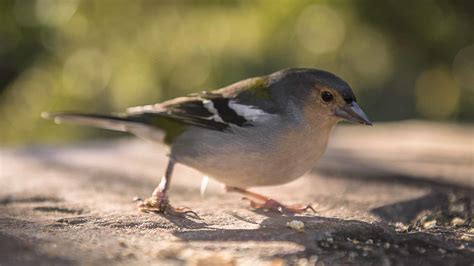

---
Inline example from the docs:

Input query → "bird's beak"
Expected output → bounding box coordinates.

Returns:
[334,102,372,126]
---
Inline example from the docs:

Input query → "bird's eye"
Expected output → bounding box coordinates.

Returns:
[321,91,334,103]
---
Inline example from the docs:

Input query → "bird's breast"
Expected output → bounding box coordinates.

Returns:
[172,120,336,187]
[265,123,333,181]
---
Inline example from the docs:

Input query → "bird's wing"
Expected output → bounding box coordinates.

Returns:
[43,76,278,144]
[126,76,279,132]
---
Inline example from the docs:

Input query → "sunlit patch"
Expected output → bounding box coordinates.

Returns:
[295,5,346,55]
[62,49,111,97]
[168,51,212,93]
[35,0,79,27]
[200,176,209,197]
[343,28,394,89]
[415,68,460,119]
[452,44,474,90]
[108,48,159,109]
[14,0,39,26]
[0,66,59,143]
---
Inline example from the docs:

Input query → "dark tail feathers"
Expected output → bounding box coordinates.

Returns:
[41,112,142,132]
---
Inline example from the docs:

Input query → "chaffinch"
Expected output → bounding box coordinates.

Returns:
[43,68,372,215]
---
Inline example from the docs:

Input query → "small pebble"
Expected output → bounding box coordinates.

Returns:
[399,249,409,255]
[423,220,437,229]
[362,246,372,251]
[286,220,305,232]
[348,251,357,259]
[269,258,285,266]
[416,247,426,254]
[193,255,236,266]
[320,242,330,248]
[309,256,318,264]
[438,248,446,254]
[395,222,409,232]
[365,239,373,245]
[326,237,334,243]
[297,258,309,265]
[300,255,318,265]
[132,196,142,202]
[447,193,457,202]
[451,217,465,226]
[449,203,465,213]
[383,243,390,249]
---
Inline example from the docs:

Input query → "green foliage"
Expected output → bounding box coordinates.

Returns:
[0,0,473,145]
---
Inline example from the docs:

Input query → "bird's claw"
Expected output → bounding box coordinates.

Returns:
[242,197,316,214]
[135,192,200,219]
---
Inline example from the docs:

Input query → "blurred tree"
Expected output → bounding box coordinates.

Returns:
[0,0,46,97]
[353,0,474,121]
[0,0,472,146]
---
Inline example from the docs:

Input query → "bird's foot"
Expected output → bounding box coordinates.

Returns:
[242,197,316,214]
[135,192,199,218]
[225,186,315,214]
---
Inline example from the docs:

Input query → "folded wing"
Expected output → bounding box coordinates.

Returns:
[43,76,278,144]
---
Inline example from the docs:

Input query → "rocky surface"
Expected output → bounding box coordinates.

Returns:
[0,121,472,265]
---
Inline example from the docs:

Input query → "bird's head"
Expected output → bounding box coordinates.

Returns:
[271,68,372,126]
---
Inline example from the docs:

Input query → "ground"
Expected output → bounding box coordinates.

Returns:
[0,121,472,265]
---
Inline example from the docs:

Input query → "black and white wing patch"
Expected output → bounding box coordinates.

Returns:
[126,93,274,131]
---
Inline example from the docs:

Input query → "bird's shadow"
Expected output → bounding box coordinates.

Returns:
[171,213,472,264]
[154,212,209,229]
[170,147,473,263]
[323,147,471,219]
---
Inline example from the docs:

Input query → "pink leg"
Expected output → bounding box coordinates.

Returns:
[225,186,316,214]
[136,159,199,218]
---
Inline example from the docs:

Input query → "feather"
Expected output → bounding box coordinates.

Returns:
[43,74,279,144]
[41,112,135,131]
[228,100,271,122]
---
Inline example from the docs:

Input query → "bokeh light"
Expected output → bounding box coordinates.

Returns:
[62,48,110,97]
[415,68,460,119]
[0,0,473,145]
[35,0,79,27]
[452,44,474,90]
[296,5,346,56]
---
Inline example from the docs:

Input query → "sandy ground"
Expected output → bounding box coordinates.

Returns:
[0,121,473,265]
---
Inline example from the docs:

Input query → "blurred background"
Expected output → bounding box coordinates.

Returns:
[0,0,473,146]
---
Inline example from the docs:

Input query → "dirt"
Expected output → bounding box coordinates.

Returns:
[0,121,473,265]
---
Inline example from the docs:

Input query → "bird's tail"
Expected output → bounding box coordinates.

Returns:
[41,112,143,132]
[42,111,169,143]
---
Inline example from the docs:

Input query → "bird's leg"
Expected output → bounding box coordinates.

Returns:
[225,186,315,214]
[137,159,198,218]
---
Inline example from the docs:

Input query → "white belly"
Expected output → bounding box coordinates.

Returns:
[171,121,335,188]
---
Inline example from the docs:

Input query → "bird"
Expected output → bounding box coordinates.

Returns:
[42,68,372,215]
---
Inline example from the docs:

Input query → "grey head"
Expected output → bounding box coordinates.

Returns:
[267,68,372,125]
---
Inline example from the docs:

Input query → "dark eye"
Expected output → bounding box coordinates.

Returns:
[321,91,334,102]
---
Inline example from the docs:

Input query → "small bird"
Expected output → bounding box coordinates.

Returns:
[43,68,372,215]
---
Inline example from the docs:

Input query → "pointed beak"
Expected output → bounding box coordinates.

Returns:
[334,102,373,126]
